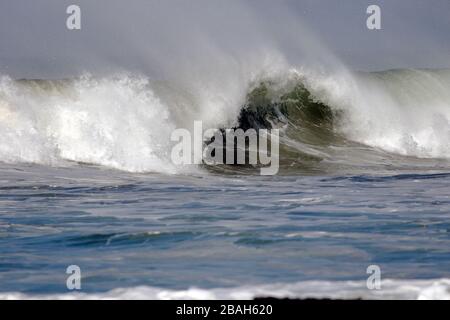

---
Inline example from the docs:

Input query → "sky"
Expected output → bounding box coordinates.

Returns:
[0,0,449,78]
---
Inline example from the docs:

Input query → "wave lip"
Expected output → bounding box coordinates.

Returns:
[1,279,450,300]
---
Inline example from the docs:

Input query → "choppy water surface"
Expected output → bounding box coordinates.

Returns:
[1,163,449,298]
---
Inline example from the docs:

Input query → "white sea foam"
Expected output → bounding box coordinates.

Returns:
[1,279,449,300]
[0,74,182,173]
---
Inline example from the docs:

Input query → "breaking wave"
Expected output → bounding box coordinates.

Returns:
[0,67,449,174]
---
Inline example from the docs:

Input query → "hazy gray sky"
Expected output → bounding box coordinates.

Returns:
[0,0,449,78]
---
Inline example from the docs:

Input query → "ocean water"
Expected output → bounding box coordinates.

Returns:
[0,163,450,299]
[1,68,450,299]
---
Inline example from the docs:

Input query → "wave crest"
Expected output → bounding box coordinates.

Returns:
[1,68,449,174]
